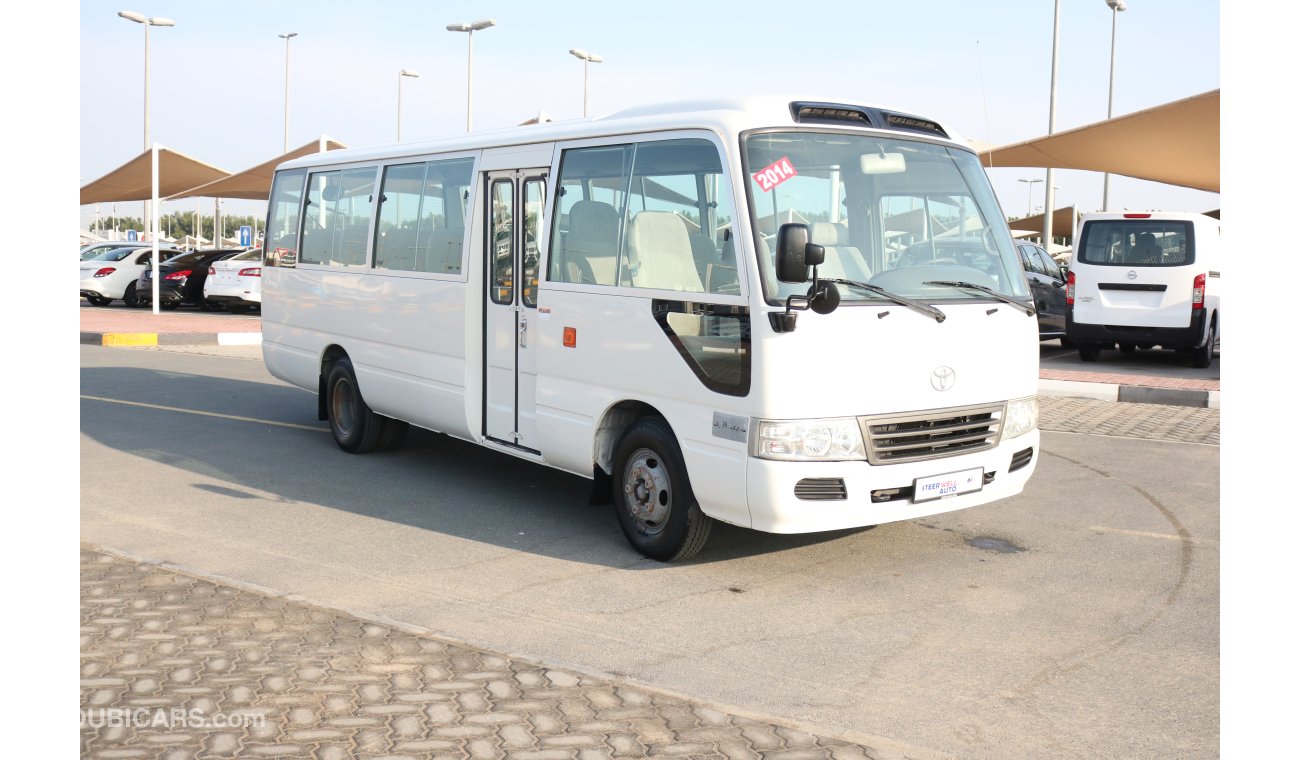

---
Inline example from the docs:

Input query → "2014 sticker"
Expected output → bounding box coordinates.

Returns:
[754,156,797,192]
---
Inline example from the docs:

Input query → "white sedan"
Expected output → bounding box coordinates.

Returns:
[203,248,262,313]
[80,246,179,307]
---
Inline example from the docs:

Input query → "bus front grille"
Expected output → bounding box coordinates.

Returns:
[859,403,1005,465]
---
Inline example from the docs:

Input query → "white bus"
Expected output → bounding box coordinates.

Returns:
[261,97,1040,561]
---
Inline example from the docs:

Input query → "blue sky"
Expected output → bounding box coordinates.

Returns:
[78,0,1220,229]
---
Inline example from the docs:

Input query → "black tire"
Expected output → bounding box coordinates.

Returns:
[1119,343,1136,354]
[612,417,712,562]
[122,282,145,308]
[1192,318,1217,369]
[1078,343,1102,362]
[86,295,112,307]
[325,357,384,453]
[1059,336,1076,349]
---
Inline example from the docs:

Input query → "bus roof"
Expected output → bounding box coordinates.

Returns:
[277,95,970,171]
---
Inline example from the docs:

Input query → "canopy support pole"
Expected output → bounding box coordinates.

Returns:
[152,143,161,315]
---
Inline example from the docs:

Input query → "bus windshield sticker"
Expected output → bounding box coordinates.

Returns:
[753,157,797,192]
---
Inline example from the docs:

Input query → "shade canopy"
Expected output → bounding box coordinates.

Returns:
[168,136,347,201]
[979,90,1219,193]
[1009,206,1080,239]
[80,147,231,205]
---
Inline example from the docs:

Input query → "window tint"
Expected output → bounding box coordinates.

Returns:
[1032,247,1059,277]
[548,138,737,295]
[300,167,376,267]
[373,157,473,274]
[264,169,305,267]
[548,145,633,287]
[1077,220,1193,267]
[522,178,545,307]
[489,180,514,305]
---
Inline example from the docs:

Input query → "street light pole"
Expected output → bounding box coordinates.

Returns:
[1102,0,1127,210]
[1018,179,1043,220]
[568,49,603,117]
[118,10,174,241]
[446,20,496,132]
[279,32,298,153]
[397,69,420,141]
[1043,0,1062,249]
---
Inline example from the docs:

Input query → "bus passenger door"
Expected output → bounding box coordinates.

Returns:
[483,169,547,452]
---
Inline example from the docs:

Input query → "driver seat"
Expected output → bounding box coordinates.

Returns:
[810,222,871,281]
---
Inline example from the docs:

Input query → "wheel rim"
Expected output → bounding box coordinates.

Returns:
[622,447,672,536]
[331,376,356,438]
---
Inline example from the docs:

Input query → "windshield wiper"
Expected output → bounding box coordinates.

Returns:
[923,280,1036,316]
[823,278,947,323]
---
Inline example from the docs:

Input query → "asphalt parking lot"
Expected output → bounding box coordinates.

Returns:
[80,343,1219,759]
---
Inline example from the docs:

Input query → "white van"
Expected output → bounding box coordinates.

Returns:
[1066,212,1220,368]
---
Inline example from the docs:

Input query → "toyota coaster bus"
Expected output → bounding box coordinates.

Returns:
[261,96,1041,561]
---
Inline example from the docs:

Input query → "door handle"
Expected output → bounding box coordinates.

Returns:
[519,317,528,348]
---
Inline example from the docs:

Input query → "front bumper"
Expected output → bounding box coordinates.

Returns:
[743,430,1039,533]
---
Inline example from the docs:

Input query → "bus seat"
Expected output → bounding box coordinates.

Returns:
[377,228,417,271]
[626,211,704,292]
[1132,232,1161,264]
[810,222,871,281]
[564,200,619,284]
[425,228,465,274]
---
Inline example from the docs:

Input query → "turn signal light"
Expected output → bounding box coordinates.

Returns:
[238,267,261,277]
[93,267,115,277]
[1066,270,1075,305]
[208,266,216,276]
[164,269,192,281]
[1191,273,1206,310]
[563,327,577,348]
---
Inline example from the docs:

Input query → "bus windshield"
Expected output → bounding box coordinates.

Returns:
[744,131,1027,305]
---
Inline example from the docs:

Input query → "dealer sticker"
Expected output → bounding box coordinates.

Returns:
[754,156,798,192]
[913,467,984,503]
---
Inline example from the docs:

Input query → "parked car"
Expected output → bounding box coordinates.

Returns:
[1066,212,1220,368]
[203,248,263,314]
[81,241,146,261]
[134,249,246,310]
[1017,242,1070,343]
[80,246,181,307]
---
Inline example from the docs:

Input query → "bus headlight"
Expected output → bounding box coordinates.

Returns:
[753,418,866,461]
[1003,396,1038,440]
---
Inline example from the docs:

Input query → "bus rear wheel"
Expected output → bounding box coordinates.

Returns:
[326,357,385,454]
[612,417,712,562]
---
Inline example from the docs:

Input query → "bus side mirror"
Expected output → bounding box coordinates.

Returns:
[776,223,825,283]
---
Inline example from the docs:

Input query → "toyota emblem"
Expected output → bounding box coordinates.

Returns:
[931,366,956,391]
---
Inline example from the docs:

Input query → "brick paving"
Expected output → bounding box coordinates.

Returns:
[81,549,882,760]
[79,304,261,335]
[1039,396,1219,445]
[1039,367,1219,392]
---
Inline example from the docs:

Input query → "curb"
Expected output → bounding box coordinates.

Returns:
[1038,378,1218,409]
[81,331,262,347]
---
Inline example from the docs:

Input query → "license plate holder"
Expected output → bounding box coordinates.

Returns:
[913,467,984,503]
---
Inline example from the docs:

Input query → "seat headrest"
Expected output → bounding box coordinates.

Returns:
[810,222,849,246]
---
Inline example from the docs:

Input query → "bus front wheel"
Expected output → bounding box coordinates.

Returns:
[612,417,712,562]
